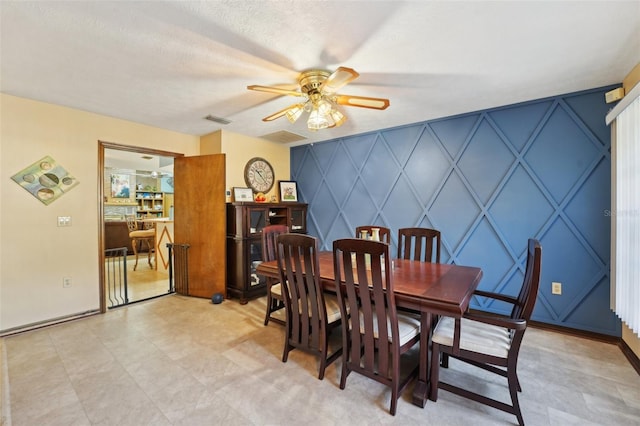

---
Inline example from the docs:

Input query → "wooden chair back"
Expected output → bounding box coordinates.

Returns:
[333,238,419,415]
[262,225,289,262]
[429,238,542,425]
[397,227,441,262]
[261,224,289,325]
[277,233,341,379]
[355,225,391,244]
[513,238,542,323]
[125,215,138,232]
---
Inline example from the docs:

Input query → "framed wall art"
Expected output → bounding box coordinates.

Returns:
[11,155,79,205]
[233,187,254,202]
[110,173,131,198]
[279,180,298,202]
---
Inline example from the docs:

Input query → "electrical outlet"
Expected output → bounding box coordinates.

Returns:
[57,216,72,227]
[552,281,562,295]
[63,277,72,288]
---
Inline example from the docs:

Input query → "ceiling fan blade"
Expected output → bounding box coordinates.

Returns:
[319,67,360,94]
[247,85,304,97]
[262,104,303,122]
[335,94,390,110]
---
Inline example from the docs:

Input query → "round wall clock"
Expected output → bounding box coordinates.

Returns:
[244,157,275,193]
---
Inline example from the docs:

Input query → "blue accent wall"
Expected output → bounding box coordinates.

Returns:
[291,85,621,336]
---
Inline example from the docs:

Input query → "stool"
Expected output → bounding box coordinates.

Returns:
[126,216,155,270]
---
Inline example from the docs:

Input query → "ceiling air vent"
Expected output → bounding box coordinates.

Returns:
[204,115,231,125]
[260,130,307,144]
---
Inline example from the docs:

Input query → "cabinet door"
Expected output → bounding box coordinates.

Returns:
[290,205,307,232]
[247,206,269,236]
[248,238,266,289]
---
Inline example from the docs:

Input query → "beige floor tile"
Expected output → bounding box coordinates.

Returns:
[2,294,639,426]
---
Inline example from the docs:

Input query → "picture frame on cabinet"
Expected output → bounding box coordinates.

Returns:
[279,180,298,202]
[233,187,254,202]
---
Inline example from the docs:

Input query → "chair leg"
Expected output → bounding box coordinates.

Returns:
[264,291,273,325]
[264,278,287,326]
[131,239,139,271]
[318,349,327,380]
[508,366,524,426]
[390,377,399,416]
[266,300,285,326]
[339,364,349,390]
[282,340,291,363]
[441,352,449,368]
[339,343,351,390]
[146,238,153,268]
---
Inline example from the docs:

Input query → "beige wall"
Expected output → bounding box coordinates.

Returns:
[0,94,200,331]
[200,129,290,202]
[219,129,290,202]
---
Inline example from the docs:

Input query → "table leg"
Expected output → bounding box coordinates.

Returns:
[412,311,432,407]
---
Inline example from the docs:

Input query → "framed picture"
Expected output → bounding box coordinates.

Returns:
[233,187,254,202]
[111,173,130,198]
[279,180,298,202]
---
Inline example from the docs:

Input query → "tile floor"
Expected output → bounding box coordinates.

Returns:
[105,254,172,308]
[124,255,172,303]
[2,294,639,426]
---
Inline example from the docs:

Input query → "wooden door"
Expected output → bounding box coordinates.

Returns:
[174,154,226,298]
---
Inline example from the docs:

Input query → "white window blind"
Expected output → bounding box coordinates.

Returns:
[612,92,640,335]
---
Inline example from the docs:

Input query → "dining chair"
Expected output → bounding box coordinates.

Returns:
[333,238,421,416]
[355,225,391,243]
[277,233,342,380]
[262,224,289,325]
[429,239,542,426]
[397,227,441,262]
[125,215,155,271]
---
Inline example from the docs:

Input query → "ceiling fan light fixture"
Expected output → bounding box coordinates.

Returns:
[307,106,330,131]
[330,108,346,127]
[317,98,332,114]
[248,66,389,131]
[285,104,304,123]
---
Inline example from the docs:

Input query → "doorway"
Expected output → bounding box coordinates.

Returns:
[98,141,183,312]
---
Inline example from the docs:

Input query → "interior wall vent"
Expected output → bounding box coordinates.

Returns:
[260,130,307,144]
[204,115,231,125]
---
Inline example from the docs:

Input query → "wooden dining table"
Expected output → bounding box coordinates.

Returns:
[256,251,483,407]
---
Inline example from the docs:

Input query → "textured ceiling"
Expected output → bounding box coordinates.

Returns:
[1,1,639,146]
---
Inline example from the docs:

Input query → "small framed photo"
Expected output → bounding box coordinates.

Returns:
[233,187,254,202]
[279,180,298,202]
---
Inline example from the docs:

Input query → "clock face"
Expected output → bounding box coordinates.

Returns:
[244,157,275,193]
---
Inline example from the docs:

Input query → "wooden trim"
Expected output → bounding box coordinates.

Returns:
[528,320,619,344]
[99,140,185,158]
[0,310,100,337]
[528,320,639,376]
[98,142,106,313]
[620,338,640,376]
[606,82,640,125]
[98,140,185,313]
[623,62,640,94]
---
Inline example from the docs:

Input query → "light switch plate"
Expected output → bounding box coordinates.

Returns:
[57,216,72,227]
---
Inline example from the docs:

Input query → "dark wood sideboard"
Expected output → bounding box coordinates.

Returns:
[226,202,307,303]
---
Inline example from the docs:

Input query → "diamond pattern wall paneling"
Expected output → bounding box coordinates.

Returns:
[291,85,620,336]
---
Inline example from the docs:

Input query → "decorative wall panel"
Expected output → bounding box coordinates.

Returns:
[291,85,620,336]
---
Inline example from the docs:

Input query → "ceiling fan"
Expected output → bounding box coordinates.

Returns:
[247,67,390,131]
[107,167,172,178]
